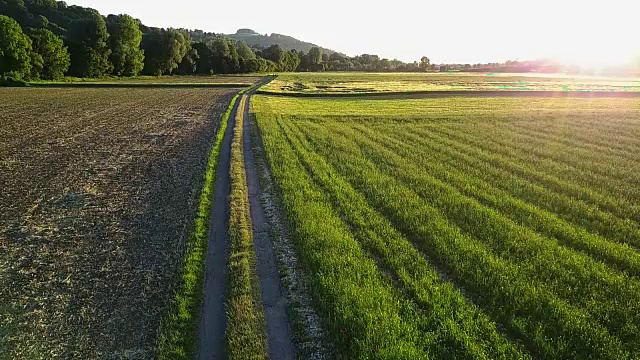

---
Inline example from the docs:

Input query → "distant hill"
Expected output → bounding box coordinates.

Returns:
[227,29,337,55]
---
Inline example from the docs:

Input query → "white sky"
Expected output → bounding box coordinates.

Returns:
[67,0,639,65]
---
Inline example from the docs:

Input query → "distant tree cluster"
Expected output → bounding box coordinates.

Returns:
[0,0,443,82]
[301,52,435,72]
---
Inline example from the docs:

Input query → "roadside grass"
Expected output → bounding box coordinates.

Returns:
[155,91,244,360]
[261,72,640,94]
[225,95,269,359]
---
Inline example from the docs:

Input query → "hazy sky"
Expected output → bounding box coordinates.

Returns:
[67,0,638,65]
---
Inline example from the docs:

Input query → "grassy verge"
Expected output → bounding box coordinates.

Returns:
[155,91,244,360]
[226,95,269,359]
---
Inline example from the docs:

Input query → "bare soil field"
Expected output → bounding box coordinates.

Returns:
[42,75,263,85]
[0,87,237,359]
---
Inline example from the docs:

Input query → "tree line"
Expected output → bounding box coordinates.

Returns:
[0,0,435,82]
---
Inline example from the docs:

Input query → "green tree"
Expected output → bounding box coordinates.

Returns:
[225,39,240,73]
[28,49,43,79]
[379,58,391,71]
[177,46,198,74]
[308,46,322,65]
[243,58,264,73]
[235,40,255,60]
[28,28,70,80]
[67,12,112,77]
[141,28,189,75]
[261,44,284,64]
[0,14,33,79]
[297,50,309,70]
[420,56,430,70]
[279,50,300,72]
[192,41,211,74]
[208,37,239,73]
[106,14,144,76]
[329,52,345,62]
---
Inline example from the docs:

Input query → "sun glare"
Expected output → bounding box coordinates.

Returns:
[533,4,638,69]
[554,46,637,69]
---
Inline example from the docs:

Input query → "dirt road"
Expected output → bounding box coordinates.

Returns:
[197,76,294,360]
[196,93,239,360]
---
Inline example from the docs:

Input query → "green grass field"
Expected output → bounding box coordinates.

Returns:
[261,72,640,94]
[251,95,640,358]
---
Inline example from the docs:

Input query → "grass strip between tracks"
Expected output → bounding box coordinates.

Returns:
[225,95,269,359]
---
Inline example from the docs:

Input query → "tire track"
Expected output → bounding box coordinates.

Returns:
[242,81,296,360]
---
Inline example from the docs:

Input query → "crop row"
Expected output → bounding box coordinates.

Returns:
[294,118,640,357]
[391,124,640,245]
[252,96,640,358]
[324,121,640,342]
[425,123,640,208]
[349,124,640,278]
[432,122,640,202]
[256,113,430,359]
[276,117,528,358]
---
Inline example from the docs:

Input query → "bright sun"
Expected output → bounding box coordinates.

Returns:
[556,45,636,68]
[536,5,638,69]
